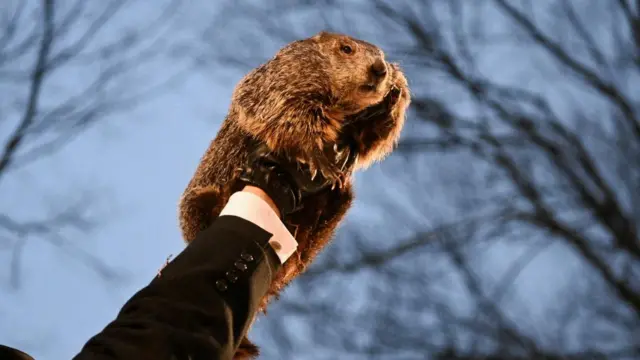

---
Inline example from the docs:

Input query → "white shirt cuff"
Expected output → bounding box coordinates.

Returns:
[219,191,298,264]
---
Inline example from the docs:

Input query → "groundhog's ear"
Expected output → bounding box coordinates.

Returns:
[312,31,331,41]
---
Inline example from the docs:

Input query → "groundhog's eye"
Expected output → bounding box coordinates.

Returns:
[340,45,353,54]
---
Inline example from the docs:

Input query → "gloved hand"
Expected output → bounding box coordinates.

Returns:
[237,139,356,218]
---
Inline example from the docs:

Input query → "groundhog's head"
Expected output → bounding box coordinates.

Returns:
[231,31,410,173]
[310,31,397,114]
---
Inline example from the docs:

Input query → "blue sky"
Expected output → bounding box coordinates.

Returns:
[1,1,636,359]
[0,2,229,354]
[0,67,228,358]
[0,2,562,358]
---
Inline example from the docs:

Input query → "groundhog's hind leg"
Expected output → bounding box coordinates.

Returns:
[264,185,354,297]
[178,185,229,243]
[298,186,353,268]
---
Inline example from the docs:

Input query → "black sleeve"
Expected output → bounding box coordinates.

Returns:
[72,215,281,360]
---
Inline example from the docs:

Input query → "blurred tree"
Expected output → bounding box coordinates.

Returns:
[200,0,640,359]
[0,0,187,289]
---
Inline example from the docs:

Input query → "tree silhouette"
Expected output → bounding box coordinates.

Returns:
[203,1,640,359]
[0,0,187,289]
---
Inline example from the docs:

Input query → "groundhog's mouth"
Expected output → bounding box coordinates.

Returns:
[343,86,401,127]
[360,84,377,92]
[359,84,401,104]
[387,86,400,106]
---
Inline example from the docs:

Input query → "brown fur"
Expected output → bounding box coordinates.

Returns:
[178,31,410,359]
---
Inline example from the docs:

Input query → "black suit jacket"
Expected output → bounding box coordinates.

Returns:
[2,215,281,360]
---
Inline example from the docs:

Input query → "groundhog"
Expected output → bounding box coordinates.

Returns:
[178,31,410,359]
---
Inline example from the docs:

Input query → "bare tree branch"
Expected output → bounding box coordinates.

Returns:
[0,0,190,289]
[0,0,55,183]
[196,1,640,358]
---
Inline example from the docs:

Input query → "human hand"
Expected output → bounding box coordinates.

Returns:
[240,185,281,218]
[237,139,356,218]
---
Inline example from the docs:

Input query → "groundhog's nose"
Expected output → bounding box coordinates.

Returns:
[370,59,387,79]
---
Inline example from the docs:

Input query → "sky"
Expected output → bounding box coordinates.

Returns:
[0,1,634,359]
[0,3,233,356]
[0,65,227,358]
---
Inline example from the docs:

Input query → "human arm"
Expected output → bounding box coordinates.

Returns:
[72,186,297,360]
[71,139,340,360]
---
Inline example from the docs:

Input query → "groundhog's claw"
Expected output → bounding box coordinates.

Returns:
[389,86,401,106]
[311,141,356,191]
[304,146,342,186]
